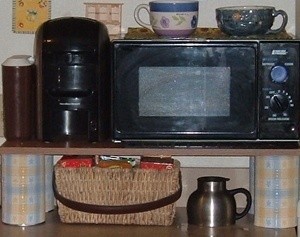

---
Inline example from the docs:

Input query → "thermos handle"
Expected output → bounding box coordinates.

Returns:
[229,188,252,220]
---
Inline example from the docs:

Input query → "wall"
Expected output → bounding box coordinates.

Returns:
[297,0,300,37]
[0,0,296,207]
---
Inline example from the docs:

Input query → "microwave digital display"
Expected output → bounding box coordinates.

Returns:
[139,66,231,117]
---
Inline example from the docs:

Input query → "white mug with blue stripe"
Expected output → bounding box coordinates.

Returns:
[134,0,199,38]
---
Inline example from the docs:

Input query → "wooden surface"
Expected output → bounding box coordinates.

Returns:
[0,208,296,237]
[0,140,299,156]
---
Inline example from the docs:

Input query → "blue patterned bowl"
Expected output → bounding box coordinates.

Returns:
[216,6,288,36]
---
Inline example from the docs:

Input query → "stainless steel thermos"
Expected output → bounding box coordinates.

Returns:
[187,176,252,227]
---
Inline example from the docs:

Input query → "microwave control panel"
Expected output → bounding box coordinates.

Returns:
[259,41,299,140]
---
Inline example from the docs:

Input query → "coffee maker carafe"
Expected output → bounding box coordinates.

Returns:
[35,17,110,142]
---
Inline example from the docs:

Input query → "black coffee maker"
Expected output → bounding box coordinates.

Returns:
[35,17,110,142]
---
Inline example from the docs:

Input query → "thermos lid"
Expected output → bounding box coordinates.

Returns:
[2,55,34,67]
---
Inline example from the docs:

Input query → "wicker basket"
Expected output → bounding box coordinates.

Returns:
[53,161,182,226]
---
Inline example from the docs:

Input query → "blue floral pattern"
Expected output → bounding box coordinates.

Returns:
[191,15,197,28]
[151,13,198,31]
[160,16,170,28]
[159,14,197,29]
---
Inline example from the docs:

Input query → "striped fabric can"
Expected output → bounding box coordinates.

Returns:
[254,156,299,228]
[2,154,45,226]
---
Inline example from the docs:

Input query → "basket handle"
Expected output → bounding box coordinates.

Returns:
[53,171,182,214]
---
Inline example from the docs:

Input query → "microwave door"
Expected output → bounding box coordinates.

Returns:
[112,41,257,142]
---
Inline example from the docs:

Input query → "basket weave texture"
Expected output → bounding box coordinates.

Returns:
[54,161,181,225]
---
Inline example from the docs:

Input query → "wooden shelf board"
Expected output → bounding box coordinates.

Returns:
[0,140,299,156]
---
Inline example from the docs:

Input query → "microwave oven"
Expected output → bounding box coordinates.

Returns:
[111,38,300,144]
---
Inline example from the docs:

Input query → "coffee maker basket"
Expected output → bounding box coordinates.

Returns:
[53,160,182,225]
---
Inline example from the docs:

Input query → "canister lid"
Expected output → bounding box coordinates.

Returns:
[2,55,34,67]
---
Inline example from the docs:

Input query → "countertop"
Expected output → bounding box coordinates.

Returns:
[0,208,296,237]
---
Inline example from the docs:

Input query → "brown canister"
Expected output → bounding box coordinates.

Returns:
[2,55,36,140]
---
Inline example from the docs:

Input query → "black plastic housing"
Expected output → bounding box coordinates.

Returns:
[35,17,110,142]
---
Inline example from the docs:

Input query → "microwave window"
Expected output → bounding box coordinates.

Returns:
[139,66,231,117]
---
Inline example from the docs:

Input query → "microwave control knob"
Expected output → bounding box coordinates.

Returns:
[270,65,288,83]
[269,94,289,113]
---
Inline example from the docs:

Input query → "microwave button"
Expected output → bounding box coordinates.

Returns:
[270,65,288,83]
[269,94,289,113]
